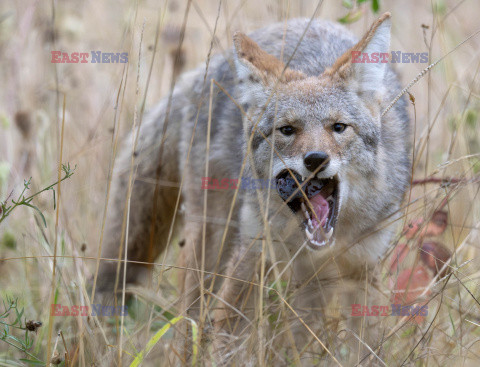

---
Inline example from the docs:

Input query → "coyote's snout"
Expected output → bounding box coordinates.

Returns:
[98,12,410,364]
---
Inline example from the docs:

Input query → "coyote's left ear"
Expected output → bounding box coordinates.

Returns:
[233,32,305,103]
[324,12,391,95]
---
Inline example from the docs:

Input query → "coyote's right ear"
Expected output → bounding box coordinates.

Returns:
[233,32,305,103]
[324,12,391,95]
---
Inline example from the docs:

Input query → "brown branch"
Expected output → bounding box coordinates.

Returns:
[412,177,463,186]
[412,173,480,186]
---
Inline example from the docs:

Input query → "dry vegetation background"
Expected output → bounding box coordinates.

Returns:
[0,0,479,366]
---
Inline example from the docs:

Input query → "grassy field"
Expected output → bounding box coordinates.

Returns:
[0,0,480,365]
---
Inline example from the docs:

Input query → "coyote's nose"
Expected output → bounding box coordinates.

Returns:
[304,151,329,172]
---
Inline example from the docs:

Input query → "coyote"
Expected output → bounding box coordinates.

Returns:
[98,12,410,364]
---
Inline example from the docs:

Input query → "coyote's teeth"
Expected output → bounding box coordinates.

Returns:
[308,218,313,228]
[326,195,333,201]
[325,227,333,240]
[305,227,314,240]
[301,202,310,220]
[302,176,305,181]
[311,239,326,247]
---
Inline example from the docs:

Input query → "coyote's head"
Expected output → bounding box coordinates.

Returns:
[233,13,408,252]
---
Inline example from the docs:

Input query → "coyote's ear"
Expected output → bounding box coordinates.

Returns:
[324,12,391,95]
[233,32,305,100]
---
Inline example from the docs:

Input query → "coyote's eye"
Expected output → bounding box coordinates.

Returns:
[332,122,347,133]
[279,125,296,136]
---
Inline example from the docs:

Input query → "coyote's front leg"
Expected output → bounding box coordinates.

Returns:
[213,239,260,363]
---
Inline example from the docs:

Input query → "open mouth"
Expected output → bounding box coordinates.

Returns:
[275,170,339,250]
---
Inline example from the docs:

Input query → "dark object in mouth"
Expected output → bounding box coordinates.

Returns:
[275,170,339,248]
[276,171,326,204]
[276,173,302,201]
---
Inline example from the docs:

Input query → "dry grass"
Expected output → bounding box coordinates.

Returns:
[0,0,479,366]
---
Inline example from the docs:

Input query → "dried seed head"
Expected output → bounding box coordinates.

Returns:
[420,241,451,277]
[408,92,415,103]
[14,111,32,139]
[25,320,43,332]
[51,351,62,365]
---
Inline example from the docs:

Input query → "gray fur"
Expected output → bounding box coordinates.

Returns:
[98,17,410,364]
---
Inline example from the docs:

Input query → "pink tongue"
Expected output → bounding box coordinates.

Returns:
[309,194,329,228]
